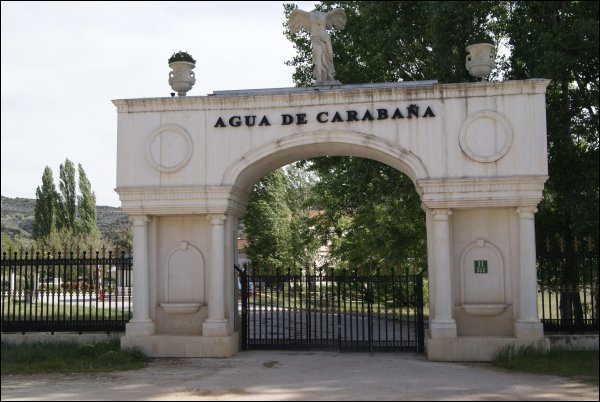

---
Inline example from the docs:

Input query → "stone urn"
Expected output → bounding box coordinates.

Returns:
[465,43,495,80]
[169,61,196,96]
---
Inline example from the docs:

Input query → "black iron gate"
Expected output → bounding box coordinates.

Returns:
[236,266,424,352]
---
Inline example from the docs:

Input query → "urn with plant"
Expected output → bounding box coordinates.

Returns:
[168,51,196,96]
[465,32,496,80]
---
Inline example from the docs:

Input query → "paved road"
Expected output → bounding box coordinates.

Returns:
[2,350,597,401]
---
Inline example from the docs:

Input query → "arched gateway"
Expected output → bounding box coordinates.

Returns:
[115,79,550,361]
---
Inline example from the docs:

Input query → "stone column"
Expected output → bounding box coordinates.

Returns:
[203,214,228,336]
[126,215,155,336]
[514,207,544,338]
[429,209,457,338]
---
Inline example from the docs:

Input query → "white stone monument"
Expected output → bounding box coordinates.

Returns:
[115,15,549,360]
[115,78,550,360]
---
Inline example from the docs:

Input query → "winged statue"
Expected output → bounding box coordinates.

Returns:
[289,8,347,85]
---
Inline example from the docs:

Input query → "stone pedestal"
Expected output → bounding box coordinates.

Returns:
[514,321,544,339]
[203,320,229,337]
[125,321,156,337]
[121,333,240,358]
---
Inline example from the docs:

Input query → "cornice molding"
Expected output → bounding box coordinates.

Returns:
[115,186,249,217]
[418,176,548,209]
[112,79,550,114]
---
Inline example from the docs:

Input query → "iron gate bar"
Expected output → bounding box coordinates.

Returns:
[2,249,132,333]
[238,266,425,353]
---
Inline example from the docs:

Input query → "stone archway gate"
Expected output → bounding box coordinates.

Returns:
[114,79,550,361]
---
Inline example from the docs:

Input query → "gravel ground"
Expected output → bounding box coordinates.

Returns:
[2,350,598,401]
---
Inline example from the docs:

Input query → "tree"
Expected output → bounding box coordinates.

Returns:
[284,1,499,86]
[32,166,59,240]
[282,1,500,273]
[76,163,100,239]
[284,1,597,261]
[58,159,77,232]
[503,1,599,325]
[284,163,321,271]
[503,1,599,246]
[243,169,293,270]
[32,159,104,249]
[305,157,426,273]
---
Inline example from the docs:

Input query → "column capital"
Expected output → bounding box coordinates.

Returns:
[207,214,227,226]
[432,208,452,219]
[516,207,538,219]
[131,215,150,226]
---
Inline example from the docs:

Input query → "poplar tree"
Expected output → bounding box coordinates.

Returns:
[77,163,100,238]
[58,158,77,231]
[32,166,59,240]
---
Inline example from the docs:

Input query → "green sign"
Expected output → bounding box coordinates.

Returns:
[474,260,488,274]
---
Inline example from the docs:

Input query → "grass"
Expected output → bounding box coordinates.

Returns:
[1,340,146,374]
[492,346,599,385]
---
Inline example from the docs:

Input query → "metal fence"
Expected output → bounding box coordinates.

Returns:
[237,265,425,352]
[537,237,598,333]
[1,248,132,333]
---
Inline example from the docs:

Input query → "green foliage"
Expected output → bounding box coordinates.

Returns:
[304,157,425,273]
[32,166,59,239]
[503,1,599,247]
[58,159,77,232]
[77,163,100,239]
[35,226,78,251]
[284,1,500,86]
[281,1,598,270]
[112,226,133,251]
[1,232,19,253]
[2,196,129,249]
[244,170,293,268]
[425,1,499,83]
[31,159,105,249]
[285,163,321,270]
[1,340,146,374]
[168,50,196,64]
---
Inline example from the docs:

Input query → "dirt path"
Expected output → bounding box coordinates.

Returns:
[2,351,598,401]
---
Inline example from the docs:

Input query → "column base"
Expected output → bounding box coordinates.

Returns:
[514,320,544,339]
[121,332,240,357]
[203,320,229,337]
[125,321,155,336]
[429,321,457,339]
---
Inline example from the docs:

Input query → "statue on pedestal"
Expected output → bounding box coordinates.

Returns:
[289,8,347,85]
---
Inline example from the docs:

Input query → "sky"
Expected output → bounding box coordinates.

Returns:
[1,1,316,207]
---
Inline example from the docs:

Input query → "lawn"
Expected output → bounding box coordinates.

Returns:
[492,346,599,385]
[1,340,146,374]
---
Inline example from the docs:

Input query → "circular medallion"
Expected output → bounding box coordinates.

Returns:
[147,124,193,173]
[459,111,513,163]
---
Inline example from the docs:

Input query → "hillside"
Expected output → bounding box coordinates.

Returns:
[1,195,131,244]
